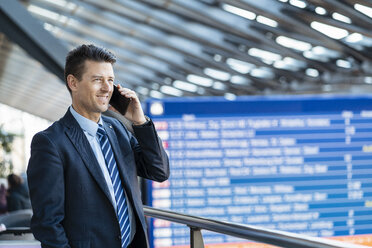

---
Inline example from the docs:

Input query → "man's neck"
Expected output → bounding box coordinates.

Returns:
[71,104,101,123]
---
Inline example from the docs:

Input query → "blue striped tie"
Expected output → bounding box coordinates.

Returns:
[97,124,131,248]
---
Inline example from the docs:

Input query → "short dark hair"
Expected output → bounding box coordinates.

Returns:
[7,174,23,189]
[64,44,116,93]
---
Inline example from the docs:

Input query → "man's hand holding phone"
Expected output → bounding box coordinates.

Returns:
[109,84,147,125]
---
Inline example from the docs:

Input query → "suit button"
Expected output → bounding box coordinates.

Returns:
[118,235,121,240]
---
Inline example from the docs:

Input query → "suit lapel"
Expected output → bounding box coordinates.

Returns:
[62,111,114,208]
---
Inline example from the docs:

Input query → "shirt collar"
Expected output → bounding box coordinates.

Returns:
[69,106,103,137]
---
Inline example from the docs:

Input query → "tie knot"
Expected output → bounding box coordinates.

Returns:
[96,125,106,137]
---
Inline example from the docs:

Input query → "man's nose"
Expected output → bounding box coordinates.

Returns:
[102,80,112,91]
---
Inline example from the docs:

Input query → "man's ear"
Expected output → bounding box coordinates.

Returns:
[67,74,78,92]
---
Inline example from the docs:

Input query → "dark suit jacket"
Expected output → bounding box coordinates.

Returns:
[27,110,169,248]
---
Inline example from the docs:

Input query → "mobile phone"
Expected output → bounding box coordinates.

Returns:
[109,85,131,115]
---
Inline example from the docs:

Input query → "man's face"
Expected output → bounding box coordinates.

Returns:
[70,60,115,121]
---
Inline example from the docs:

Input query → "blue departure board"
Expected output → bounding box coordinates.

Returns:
[146,95,372,248]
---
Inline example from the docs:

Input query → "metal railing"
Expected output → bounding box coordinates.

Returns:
[0,207,370,248]
[143,206,370,248]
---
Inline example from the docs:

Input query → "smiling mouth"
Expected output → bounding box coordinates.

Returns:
[97,95,109,102]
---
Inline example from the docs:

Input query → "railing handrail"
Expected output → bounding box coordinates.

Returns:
[143,206,369,248]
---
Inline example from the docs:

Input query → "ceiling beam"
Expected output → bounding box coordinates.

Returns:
[0,0,68,81]
[308,0,372,29]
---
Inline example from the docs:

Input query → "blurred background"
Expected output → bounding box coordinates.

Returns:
[1,0,372,247]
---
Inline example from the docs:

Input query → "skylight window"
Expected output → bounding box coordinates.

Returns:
[315,7,327,15]
[29,4,73,25]
[224,93,236,101]
[44,0,66,7]
[303,46,340,62]
[250,68,274,79]
[213,54,222,62]
[365,77,372,84]
[28,5,59,20]
[256,16,278,27]
[222,4,256,20]
[303,51,328,62]
[248,48,282,62]
[42,0,77,10]
[262,59,274,65]
[231,76,251,85]
[204,68,231,81]
[213,82,226,90]
[283,57,306,67]
[322,85,332,92]
[310,21,349,39]
[345,33,363,43]
[160,86,183,96]
[289,0,307,9]
[152,83,160,90]
[336,59,351,69]
[354,4,372,18]
[197,88,205,95]
[150,102,164,115]
[226,58,255,74]
[136,86,149,95]
[305,68,319,77]
[276,36,312,51]
[273,61,299,71]
[173,80,198,92]
[312,46,340,58]
[187,74,213,87]
[332,12,352,24]
[43,23,54,31]
[150,90,164,99]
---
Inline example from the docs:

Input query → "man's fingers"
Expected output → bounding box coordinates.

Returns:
[118,88,138,101]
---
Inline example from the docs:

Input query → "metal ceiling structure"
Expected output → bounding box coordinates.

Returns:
[1,0,372,121]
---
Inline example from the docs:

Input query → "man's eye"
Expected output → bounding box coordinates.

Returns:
[94,78,101,82]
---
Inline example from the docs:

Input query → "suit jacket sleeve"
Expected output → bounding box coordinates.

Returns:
[127,119,170,182]
[27,132,70,248]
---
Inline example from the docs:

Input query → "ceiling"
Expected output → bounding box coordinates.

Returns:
[1,0,372,121]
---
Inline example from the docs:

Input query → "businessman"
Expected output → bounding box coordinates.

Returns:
[27,44,170,248]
